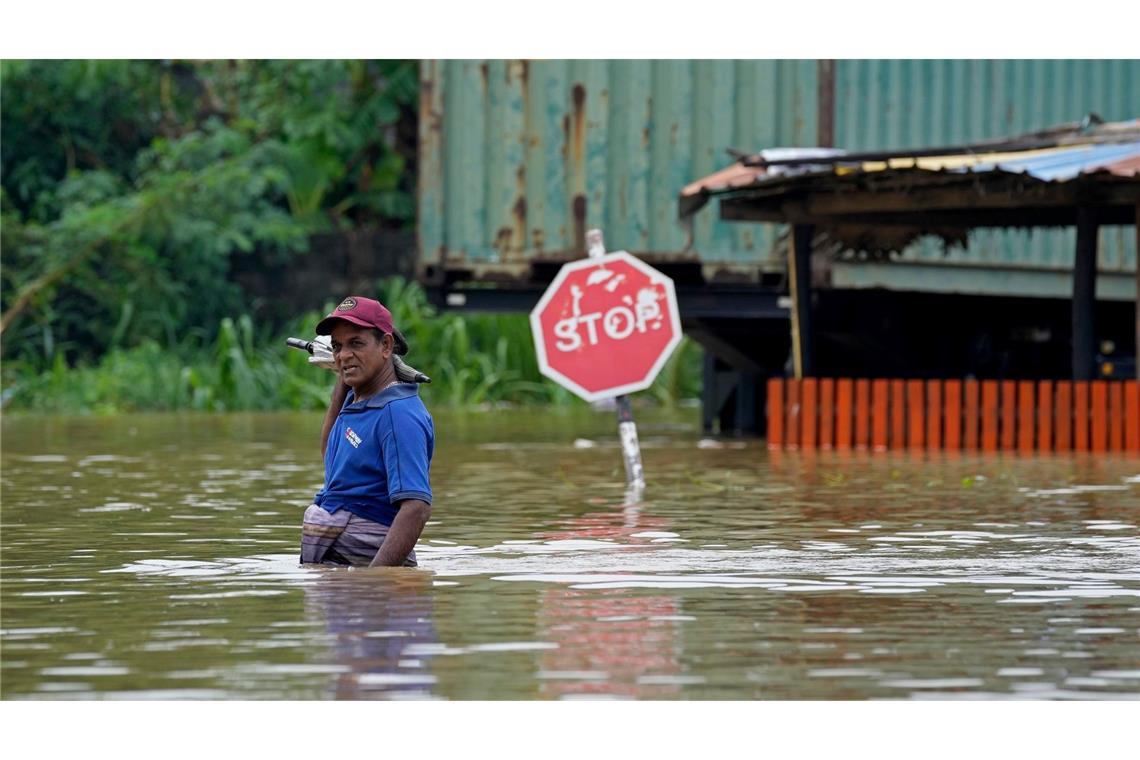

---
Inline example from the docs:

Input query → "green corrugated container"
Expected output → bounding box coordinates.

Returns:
[419,59,817,283]
[418,59,1140,299]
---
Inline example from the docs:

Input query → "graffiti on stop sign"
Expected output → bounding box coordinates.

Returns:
[552,279,666,352]
[530,250,682,402]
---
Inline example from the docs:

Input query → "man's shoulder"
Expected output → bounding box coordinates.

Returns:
[380,392,434,452]
[384,391,432,424]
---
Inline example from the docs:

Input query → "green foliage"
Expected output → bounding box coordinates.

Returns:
[376,276,576,407]
[1,60,418,374]
[3,278,702,413]
[1,60,160,217]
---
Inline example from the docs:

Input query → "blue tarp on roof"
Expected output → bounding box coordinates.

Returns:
[970,141,1140,181]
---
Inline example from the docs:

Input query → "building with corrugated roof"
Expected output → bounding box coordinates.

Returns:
[415,60,1140,434]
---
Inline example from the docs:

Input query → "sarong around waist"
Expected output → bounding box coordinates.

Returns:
[300,504,417,567]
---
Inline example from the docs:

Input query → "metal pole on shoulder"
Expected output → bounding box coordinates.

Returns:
[586,228,646,495]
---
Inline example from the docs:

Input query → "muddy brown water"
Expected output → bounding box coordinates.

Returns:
[2,410,1138,700]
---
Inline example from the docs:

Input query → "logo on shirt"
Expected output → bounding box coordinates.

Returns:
[345,427,362,448]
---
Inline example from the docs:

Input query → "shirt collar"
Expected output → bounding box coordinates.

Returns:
[345,383,419,411]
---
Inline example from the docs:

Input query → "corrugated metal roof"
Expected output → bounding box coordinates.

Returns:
[824,61,1140,285]
[966,141,1140,180]
[678,117,1140,266]
[679,118,1140,215]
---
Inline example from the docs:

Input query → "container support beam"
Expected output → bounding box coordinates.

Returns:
[790,224,815,378]
[1072,207,1098,381]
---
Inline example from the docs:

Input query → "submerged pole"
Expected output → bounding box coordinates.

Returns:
[586,228,646,494]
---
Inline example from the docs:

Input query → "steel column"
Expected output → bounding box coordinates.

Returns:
[789,224,815,378]
[1073,207,1098,381]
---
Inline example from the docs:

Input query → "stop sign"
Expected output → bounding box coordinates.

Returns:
[530,251,682,402]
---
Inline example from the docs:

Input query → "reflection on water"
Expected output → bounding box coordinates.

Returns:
[1,410,1138,700]
[304,570,438,699]
[534,501,686,699]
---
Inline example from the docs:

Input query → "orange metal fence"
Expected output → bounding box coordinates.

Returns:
[766,378,1140,453]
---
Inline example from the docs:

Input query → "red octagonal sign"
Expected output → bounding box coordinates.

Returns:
[530,251,682,402]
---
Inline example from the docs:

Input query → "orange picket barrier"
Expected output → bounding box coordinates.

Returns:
[890,379,906,450]
[1000,380,1017,451]
[1090,381,1108,453]
[835,378,853,450]
[1074,382,1089,452]
[943,380,962,451]
[1055,381,1072,452]
[1017,381,1035,453]
[906,380,924,449]
[1108,382,1124,452]
[944,379,961,451]
[1126,381,1140,452]
[854,379,871,449]
[802,378,818,449]
[926,380,942,450]
[819,378,835,450]
[981,381,999,452]
[964,379,979,452]
[763,376,1137,454]
[786,378,801,450]
[1037,381,1053,453]
[767,378,784,449]
[872,379,889,450]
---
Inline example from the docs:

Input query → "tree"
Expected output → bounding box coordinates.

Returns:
[1,60,418,372]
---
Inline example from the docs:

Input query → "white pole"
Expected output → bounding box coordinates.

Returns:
[585,228,646,495]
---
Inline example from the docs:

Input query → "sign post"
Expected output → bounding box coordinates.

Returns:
[587,230,645,492]
[530,228,683,492]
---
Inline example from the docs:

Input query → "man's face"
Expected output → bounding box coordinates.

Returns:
[330,322,392,388]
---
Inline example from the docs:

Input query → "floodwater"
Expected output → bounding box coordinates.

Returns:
[2,409,1138,700]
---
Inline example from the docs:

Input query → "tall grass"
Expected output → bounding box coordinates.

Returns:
[2,277,703,413]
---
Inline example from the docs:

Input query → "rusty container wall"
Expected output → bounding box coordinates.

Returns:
[421,59,1140,299]
[418,59,820,284]
[829,59,1140,301]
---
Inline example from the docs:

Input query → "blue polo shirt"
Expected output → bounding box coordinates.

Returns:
[314,384,434,526]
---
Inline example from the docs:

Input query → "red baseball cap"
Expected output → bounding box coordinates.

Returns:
[316,296,396,336]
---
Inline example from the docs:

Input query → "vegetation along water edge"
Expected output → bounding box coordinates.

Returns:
[2,277,703,413]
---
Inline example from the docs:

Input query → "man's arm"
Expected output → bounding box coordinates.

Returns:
[321,380,350,458]
[370,499,432,567]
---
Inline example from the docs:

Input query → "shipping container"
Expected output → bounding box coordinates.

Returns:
[418,59,819,288]
[418,59,1140,300]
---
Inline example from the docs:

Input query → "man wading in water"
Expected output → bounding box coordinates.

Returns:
[300,297,434,567]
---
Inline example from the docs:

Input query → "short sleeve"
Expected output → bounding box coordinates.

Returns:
[379,401,433,506]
